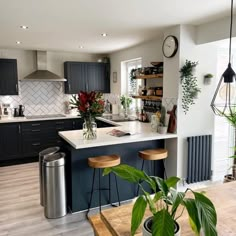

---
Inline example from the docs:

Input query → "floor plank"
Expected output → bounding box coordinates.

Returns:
[0,162,94,236]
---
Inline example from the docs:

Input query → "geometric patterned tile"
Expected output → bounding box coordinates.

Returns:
[0,81,72,116]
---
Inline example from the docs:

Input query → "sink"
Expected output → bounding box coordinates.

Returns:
[26,114,66,119]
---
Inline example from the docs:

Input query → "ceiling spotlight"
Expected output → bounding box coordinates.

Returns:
[16,41,21,44]
[79,45,84,49]
[20,25,28,30]
[101,33,108,37]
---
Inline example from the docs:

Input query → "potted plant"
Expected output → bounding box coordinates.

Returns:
[157,105,168,134]
[203,73,214,85]
[180,60,201,114]
[103,164,217,236]
[120,95,132,118]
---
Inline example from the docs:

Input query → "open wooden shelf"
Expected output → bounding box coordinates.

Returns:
[135,74,163,79]
[132,95,162,101]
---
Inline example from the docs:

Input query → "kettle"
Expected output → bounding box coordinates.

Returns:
[18,105,25,117]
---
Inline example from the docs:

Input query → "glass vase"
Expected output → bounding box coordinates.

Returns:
[83,116,97,140]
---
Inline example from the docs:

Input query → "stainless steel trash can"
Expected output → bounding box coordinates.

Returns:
[39,146,60,206]
[43,152,67,219]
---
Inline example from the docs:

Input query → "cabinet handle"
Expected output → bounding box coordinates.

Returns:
[32,142,41,146]
[69,83,71,91]
[56,121,64,125]
[31,129,40,132]
[32,123,40,127]
[18,125,21,134]
[72,121,75,129]
[16,84,18,92]
[56,127,64,130]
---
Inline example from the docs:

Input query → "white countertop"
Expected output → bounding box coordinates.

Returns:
[59,121,177,149]
[0,114,80,123]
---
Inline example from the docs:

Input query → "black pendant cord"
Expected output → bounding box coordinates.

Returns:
[229,0,234,63]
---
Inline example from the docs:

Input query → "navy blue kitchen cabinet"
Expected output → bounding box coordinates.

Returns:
[0,123,21,160]
[0,59,18,95]
[0,119,82,163]
[0,118,114,164]
[64,62,110,94]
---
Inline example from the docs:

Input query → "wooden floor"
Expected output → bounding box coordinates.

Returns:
[0,162,94,236]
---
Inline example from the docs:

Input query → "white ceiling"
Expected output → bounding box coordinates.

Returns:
[0,0,234,54]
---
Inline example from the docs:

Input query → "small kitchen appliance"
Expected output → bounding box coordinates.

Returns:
[18,105,25,117]
[1,103,11,117]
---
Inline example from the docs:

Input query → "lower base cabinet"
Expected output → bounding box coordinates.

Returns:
[0,123,21,160]
[0,118,114,163]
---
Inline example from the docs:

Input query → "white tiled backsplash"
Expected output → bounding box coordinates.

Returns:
[0,82,71,116]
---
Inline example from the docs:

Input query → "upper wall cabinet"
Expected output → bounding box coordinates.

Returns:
[64,62,110,94]
[0,59,18,95]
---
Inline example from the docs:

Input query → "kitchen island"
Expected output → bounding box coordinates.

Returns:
[59,121,177,213]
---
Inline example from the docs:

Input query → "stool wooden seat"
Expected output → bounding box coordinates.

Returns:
[87,154,121,218]
[139,148,168,161]
[88,154,120,168]
[137,148,168,196]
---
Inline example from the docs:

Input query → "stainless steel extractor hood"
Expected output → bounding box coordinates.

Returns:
[21,51,66,82]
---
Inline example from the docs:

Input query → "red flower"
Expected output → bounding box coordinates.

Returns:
[71,91,105,119]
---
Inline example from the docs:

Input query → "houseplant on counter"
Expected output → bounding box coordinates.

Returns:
[180,60,201,114]
[120,95,132,118]
[70,91,104,140]
[103,164,217,236]
[157,105,168,134]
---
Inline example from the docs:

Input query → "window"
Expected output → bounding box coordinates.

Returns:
[121,58,142,109]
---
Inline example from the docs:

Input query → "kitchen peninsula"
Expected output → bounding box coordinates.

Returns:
[59,120,177,213]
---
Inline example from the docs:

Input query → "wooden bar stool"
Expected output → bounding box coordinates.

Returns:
[137,148,168,195]
[87,154,121,217]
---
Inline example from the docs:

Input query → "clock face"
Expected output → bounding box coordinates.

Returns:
[162,35,178,58]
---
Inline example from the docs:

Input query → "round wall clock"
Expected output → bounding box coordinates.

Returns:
[162,35,178,58]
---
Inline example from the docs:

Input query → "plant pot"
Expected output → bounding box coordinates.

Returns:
[157,126,168,134]
[223,174,235,183]
[142,217,181,236]
[204,77,212,85]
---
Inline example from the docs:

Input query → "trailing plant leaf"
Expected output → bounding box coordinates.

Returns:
[131,195,147,236]
[152,209,174,236]
[180,60,201,114]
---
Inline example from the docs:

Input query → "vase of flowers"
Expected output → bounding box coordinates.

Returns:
[70,91,105,140]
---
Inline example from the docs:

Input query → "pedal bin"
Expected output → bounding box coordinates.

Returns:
[39,146,60,206]
[43,152,67,219]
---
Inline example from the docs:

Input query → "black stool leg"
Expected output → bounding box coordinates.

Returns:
[98,168,102,213]
[136,159,145,196]
[87,168,96,218]
[114,174,121,206]
[163,159,167,179]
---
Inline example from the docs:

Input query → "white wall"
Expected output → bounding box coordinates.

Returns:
[163,25,218,180]
[196,15,236,45]
[109,38,163,94]
[0,48,100,115]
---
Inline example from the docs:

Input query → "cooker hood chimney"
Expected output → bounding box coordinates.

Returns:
[22,51,66,82]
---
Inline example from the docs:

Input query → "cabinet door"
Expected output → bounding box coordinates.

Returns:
[64,62,87,94]
[0,59,18,95]
[87,63,110,93]
[0,123,21,160]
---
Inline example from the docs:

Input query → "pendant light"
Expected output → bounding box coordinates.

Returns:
[211,0,236,116]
